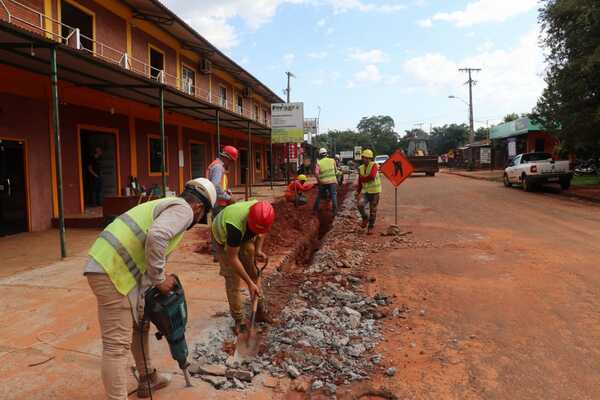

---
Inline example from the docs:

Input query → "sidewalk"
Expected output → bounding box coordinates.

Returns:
[0,187,308,400]
[442,168,600,203]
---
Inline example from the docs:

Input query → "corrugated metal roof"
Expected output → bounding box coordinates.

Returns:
[490,117,544,140]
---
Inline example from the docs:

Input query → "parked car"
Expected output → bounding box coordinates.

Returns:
[374,155,389,166]
[503,152,572,191]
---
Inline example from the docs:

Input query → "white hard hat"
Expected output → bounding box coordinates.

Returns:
[185,178,217,208]
[319,148,328,156]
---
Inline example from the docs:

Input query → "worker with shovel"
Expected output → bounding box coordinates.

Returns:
[356,149,382,235]
[84,178,217,399]
[212,200,276,334]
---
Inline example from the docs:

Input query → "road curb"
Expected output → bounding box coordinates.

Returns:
[443,170,600,204]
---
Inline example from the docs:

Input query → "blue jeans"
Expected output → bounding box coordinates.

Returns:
[313,183,337,214]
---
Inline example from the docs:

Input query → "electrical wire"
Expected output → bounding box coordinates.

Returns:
[140,323,153,400]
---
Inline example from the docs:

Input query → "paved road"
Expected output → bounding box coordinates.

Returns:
[366,173,600,400]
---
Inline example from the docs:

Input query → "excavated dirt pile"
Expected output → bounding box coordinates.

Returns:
[188,182,412,394]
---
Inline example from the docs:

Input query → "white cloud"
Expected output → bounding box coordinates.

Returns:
[317,18,326,27]
[240,56,249,65]
[403,27,545,116]
[283,53,296,66]
[421,0,538,28]
[307,51,328,59]
[347,64,383,87]
[183,15,239,49]
[417,18,432,28]
[325,27,335,35]
[348,49,388,64]
[327,0,406,13]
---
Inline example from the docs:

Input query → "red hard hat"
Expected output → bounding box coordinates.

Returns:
[221,145,239,161]
[247,201,275,234]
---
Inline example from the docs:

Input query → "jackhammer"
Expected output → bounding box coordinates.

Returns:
[143,275,193,391]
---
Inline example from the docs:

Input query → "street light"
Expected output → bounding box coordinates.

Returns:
[448,95,469,107]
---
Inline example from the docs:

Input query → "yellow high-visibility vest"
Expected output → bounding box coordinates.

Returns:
[211,200,258,246]
[317,157,337,184]
[359,162,382,194]
[88,199,185,295]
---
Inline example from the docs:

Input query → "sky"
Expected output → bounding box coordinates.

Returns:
[162,0,546,135]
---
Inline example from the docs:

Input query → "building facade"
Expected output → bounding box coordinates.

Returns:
[0,0,283,236]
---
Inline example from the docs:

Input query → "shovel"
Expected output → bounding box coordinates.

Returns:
[234,257,269,361]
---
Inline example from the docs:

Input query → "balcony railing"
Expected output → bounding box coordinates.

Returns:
[0,0,270,126]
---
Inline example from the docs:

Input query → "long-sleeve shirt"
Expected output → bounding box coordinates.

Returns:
[357,163,379,192]
[84,197,194,322]
[207,158,231,202]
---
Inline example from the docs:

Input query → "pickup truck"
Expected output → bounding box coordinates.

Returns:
[503,152,572,191]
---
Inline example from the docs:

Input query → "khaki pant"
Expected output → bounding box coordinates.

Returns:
[216,240,265,323]
[87,274,151,400]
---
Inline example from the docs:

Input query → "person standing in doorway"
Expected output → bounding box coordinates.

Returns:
[87,147,103,207]
[356,149,382,235]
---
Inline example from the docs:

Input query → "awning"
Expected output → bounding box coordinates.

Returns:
[490,117,544,140]
[0,20,273,136]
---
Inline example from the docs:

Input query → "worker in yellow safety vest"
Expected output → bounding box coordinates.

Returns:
[313,147,339,215]
[356,149,382,235]
[212,200,276,334]
[84,178,216,399]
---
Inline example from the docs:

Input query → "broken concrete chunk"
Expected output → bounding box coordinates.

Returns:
[232,377,245,389]
[311,379,324,390]
[371,354,382,365]
[287,364,301,379]
[262,376,279,388]
[385,367,396,377]
[190,363,227,376]
[200,375,228,389]
[347,343,366,358]
[225,356,240,369]
[226,369,253,382]
[325,383,337,394]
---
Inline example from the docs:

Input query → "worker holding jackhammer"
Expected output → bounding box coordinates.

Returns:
[356,149,382,235]
[212,200,276,334]
[84,178,217,399]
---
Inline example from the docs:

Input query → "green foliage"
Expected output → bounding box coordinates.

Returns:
[475,127,490,141]
[534,0,600,154]
[313,115,399,156]
[428,124,470,155]
[503,113,520,123]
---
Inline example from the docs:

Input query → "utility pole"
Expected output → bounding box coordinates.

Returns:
[284,71,295,103]
[283,71,295,183]
[459,67,481,143]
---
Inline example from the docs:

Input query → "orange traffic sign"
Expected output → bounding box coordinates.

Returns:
[380,150,414,187]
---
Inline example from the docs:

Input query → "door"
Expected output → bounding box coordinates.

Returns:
[0,139,28,236]
[239,149,248,185]
[80,130,117,209]
[61,0,94,51]
[190,142,206,178]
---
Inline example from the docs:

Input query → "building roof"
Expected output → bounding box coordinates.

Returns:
[490,117,544,140]
[123,0,284,104]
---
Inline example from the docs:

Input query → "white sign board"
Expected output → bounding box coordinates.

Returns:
[354,146,362,160]
[480,147,491,164]
[507,138,517,157]
[340,150,354,159]
[271,102,304,144]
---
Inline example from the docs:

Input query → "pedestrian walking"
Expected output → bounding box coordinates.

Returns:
[356,149,382,235]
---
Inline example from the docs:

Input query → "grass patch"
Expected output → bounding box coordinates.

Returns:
[572,175,600,187]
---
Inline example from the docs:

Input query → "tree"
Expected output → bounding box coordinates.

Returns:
[428,124,469,155]
[356,115,399,155]
[475,127,490,141]
[503,113,520,123]
[533,0,600,154]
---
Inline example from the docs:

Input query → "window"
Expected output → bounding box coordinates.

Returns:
[237,95,243,114]
[255,151,261,171]
[190,142,206,178]
[535,138,545,153]
[254,105,259,121]
[61,1,94,51]
[182,65,196,96]
[149,47,164,81]
[263,110,268,124]
[148,136,169,175]
[219,86,227,108]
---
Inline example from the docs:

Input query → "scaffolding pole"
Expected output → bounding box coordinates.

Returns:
[50,46,67,258]
[246,121,251,200]
[159,86,166,197]
[216,110,221,155]
[269,130,273,190]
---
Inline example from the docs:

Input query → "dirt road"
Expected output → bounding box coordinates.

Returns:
[359,174,600,399]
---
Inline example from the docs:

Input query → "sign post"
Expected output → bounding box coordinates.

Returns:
[380,150,415,226]
[272,102,304,183]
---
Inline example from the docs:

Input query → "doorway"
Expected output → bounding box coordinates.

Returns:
[0,139,28,236]
[149,47,164,81]
[239,149,248,185]
[190,142,206,178]
[80,129,117,212]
